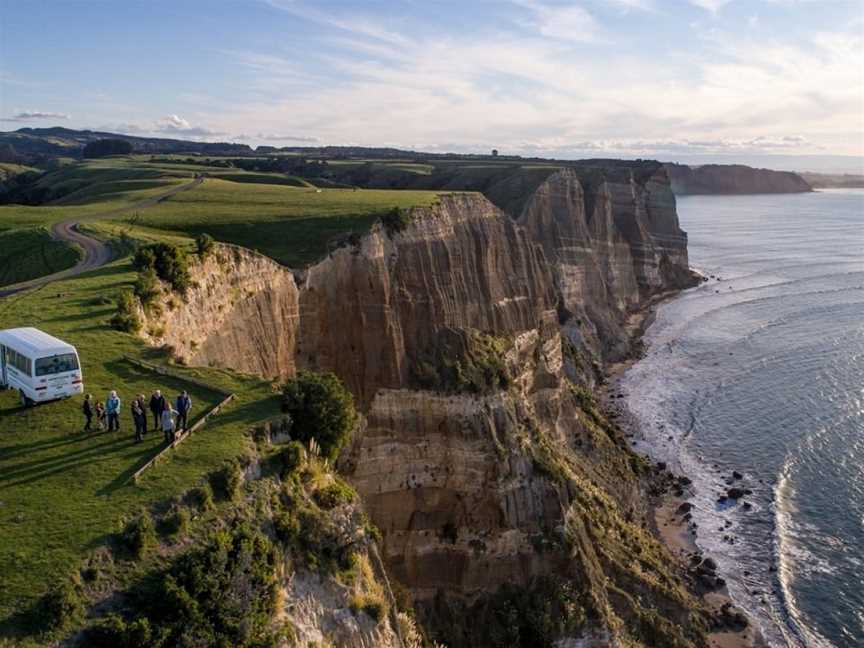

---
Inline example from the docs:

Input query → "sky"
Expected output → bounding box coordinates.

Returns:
[1,0,863,169]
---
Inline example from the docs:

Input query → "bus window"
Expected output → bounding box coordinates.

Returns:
[35,354,80,376]
[4,347,32,376]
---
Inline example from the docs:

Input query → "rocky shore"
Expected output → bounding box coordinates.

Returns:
[600,295,768,648]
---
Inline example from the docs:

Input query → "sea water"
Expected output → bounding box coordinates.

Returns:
[621,189,864,647]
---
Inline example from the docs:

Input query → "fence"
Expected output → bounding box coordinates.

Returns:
[122,355,235,484]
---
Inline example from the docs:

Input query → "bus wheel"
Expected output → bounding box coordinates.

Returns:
[19,390,34,408]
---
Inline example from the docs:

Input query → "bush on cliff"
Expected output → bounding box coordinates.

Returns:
[381,206,412,235]
[132,242,191,294]
[109,290,141,333]
[195,232,215,258]
[413,328,511,394]
[86,523,283,647]
[133,267,160,308]
[281,371,357,462]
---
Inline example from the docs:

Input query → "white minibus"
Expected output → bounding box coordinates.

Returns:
[0,327,84,406]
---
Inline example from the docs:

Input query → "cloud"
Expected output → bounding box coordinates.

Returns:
[262,0,408,46]
[514,0,603,42]
[604,0,655,11]
[256,132,320,143]
[153,114,225,137]
[1,110,70,122]
[688,0,732,12]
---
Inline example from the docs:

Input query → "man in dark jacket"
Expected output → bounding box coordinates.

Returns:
[131,394,147,442]
[148,389,165,431]
[175,391,192,433]
[82,394,94,432]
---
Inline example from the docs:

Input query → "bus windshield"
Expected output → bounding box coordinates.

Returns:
[35,353,79,376]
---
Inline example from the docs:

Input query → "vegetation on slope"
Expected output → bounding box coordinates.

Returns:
[0,227,81,287]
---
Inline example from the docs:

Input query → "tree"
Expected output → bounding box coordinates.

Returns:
[281,371,357,461]
[82,139,133,158]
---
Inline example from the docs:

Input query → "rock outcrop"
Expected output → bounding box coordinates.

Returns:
[139,162,709,646]
[664,162,812,195]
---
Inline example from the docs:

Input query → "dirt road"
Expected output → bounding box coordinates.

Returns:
[0,177,203,298]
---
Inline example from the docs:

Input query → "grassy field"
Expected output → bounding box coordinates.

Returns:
[96,178,442,267]
[0,260,281,636]
[0,228,82,288]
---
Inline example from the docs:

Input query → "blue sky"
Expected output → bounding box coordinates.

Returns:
[1,0,863,164]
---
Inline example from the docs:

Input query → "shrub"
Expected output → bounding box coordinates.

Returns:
[121,510,157,560]
[313,480,356,510]
[110,290,141,333]
[209,460,243,502]
[36,575,84,631]
[195,232,215,258]
[132,243,191,293]
[381,206,412,235]
[281,440,306,475]
[273,510,300,545]
[85,614,154,647]
[281,371,358,462]
[350,593,387,623]
[134,267,161,308]
[132,246,156,271]
[146,523,281,647]
[185,483,215,512]
[159,505,191,541]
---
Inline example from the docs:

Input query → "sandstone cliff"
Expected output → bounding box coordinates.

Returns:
[139,164,710,646]
[664,162,812,195]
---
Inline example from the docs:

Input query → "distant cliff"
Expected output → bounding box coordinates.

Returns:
[665,162,811,195]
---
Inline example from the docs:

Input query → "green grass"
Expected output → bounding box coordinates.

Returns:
[0,260,281,635]
[0,163,40,182]
[0,228,82,288]
[99,179,442,267]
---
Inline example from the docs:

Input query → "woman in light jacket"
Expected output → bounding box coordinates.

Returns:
[160,400,178,445]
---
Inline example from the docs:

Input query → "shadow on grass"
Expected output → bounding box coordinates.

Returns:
[0,434,159,491]
[43,307,113,323]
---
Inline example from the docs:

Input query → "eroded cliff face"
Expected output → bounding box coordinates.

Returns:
[141,167,707,646]
[141,244,299,378]
[515,166,694,361]
[297,194,555,405]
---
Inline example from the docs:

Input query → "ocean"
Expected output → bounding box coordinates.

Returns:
[621,189,864,647]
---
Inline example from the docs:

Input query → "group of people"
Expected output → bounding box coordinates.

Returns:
[82,389,193,444]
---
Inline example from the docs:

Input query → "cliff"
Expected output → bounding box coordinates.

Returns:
[138,164,712,646]
[664,162,812,195]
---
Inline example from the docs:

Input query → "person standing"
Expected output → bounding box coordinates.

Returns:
[95,401,106,431]
[148,389,165,431]
[82,394,94,432]
[161,400,178,445]
[106,390,121,432]
[175,390,192,433]
[131,394,146,442]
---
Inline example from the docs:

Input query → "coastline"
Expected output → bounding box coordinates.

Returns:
[600,284,766,648]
